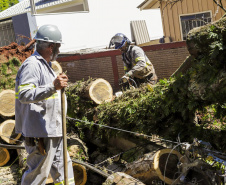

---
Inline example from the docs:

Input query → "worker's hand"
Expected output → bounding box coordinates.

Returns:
[122,75,129,83]
[53,73,68,90]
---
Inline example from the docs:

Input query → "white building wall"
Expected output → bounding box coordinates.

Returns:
[35,0,163,53]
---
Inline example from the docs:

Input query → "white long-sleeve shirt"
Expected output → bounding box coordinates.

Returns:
[15,51,65,137]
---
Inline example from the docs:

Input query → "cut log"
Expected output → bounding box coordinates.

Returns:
[0,120,21,144]
[66,78,114,119]
[125,149,183,185]
[153,149,183,185]
[73,163,87,185]
[84,78,113,104]
[51,60,63,75]
[0,148,10,167]
[0,90,15,118]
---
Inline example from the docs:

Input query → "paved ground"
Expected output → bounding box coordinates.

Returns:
[0,163,21,185]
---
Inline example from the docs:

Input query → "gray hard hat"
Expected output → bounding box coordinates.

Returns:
[34,24,62,43]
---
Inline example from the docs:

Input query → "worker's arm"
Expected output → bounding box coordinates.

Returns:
[126,47,147,78]
[16,61,67,104]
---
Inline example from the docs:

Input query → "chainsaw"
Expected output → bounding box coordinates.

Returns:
[115,77,138,97]
[119,76,138,91]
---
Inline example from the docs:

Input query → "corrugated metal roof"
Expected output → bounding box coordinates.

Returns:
[0,0,75,20]
[131,20,150,45]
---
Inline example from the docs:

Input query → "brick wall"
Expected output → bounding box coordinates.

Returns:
[58,41,189,92]
[146,46,190,80]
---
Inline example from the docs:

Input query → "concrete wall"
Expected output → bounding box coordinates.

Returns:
[12,13,37,45]
[58,42,189,92]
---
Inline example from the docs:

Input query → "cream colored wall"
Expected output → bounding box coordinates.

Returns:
[160,0,226,42]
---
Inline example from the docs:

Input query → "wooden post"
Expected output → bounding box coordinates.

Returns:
[61,88,68,185]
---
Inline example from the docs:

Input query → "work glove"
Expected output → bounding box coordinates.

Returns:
[121,75,129,83]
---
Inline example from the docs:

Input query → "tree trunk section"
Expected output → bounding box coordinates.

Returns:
[83,78,113,104]
[124,149,183,185]
[16,142,27,169]
[66,78,114,119]
[0,119,21,144]
[0,147,10,167]
[0,90,15,118]
[72,163,87,185]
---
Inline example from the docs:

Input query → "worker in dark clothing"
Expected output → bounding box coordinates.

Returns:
[109,33,157,87]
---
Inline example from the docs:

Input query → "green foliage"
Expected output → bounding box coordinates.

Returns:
[1,64,7,75]
[0,0,19,12]
[66,78,96,120]
[0,57,21,91]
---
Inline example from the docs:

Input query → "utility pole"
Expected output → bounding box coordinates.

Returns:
[29,0,37,15]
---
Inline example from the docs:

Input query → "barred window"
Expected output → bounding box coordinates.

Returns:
[180,12,212,40]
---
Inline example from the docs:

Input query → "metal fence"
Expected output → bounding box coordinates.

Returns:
[0,19,16,47]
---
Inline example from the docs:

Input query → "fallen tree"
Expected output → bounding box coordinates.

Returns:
[66,16,226,153]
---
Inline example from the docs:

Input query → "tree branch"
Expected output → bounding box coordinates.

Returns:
[213,0,226,12]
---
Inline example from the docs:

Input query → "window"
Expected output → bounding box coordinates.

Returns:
[180,12,212,40]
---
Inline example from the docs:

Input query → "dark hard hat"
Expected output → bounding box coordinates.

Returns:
[109,33,131,49]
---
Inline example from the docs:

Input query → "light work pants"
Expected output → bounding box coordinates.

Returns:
[22,137,75,185]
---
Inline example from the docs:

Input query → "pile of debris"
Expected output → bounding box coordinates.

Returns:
[0,40,35,64]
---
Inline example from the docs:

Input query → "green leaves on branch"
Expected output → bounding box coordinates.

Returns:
[0,0,19,12]
[0,57,21,92]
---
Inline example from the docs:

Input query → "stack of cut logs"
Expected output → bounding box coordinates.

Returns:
[0,61,62,168]
[0,89,21,167]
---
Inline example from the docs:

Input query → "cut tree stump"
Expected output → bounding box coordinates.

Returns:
[0,119,21,144]
[84,78,113,104]
[0,90,15,118]
[0,147,10,167]
[51,60,63,75]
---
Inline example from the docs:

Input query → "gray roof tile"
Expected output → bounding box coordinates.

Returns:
[0,0,73,20]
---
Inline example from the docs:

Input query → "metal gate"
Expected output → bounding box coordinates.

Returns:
[0,19,16,47]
